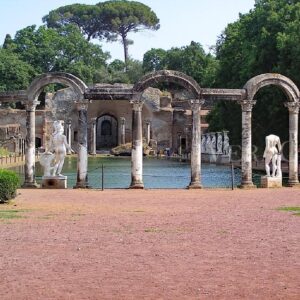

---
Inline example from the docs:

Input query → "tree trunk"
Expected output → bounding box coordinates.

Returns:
[122,34,129,72]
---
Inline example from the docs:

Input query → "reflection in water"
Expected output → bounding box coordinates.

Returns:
[11,157,242,189]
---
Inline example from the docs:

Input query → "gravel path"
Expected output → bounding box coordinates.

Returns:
[0,188,299,299]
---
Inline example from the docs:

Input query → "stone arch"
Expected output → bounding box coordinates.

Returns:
[239,73,300,188]
[130,70,203,189]
[244,73,300,102]
[27,72,87,102]
[133,70,202,98]
[23,72,89,189]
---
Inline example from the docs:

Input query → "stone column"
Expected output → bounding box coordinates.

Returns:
[42,114,47,150]
[188,99,205,189]
[285,102,300,186]
[21,139,23,156]
[145,121,151,145]
[90,118,97,155]
[130,98,144,189]
[120,117,126,145]
[74,100,89,188]
[18,138,22,155]
[22,100,40,188]
[66,119,72,154]
[239,100,256,188]
[185,126,190,153]
[178,133,182,156]
[13,138,18,154]
[23,139,26,156]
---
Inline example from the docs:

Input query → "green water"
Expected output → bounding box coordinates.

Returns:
[11,156,242,189]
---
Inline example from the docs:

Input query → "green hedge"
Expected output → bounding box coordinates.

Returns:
[0,169,20,203]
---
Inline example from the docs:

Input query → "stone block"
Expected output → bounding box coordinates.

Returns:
[216,154,231,164]
[260,176,282,188]
[42,176,67,189]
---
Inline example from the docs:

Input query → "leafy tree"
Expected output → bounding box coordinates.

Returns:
[2,34,14,50]
[0,48,35,91]
[208,0,300,150]
[10,25,110,84]
[107,58,143,83]
[98,0,160,68]
[42,4,103,41]
[143,48,167,72]
[126,58,144,83]
[43,1,160,68]
[143,42,219,87]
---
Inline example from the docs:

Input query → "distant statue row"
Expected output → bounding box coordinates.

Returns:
[201,131,231,156]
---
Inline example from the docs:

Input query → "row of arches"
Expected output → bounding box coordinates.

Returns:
[22,70,300,188]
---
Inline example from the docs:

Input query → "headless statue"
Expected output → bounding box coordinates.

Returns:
[263,134,282,177]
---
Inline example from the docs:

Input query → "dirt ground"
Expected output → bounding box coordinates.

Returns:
[0,188,299,300]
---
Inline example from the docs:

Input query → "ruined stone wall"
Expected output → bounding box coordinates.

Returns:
[0,83,208,153]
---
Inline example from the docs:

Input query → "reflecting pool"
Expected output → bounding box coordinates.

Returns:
[11,156,242,189]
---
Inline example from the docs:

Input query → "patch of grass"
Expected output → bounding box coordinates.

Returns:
[278,206,300,216]
[0,209,29,220]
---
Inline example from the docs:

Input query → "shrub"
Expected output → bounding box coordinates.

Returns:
[0,169,20,203]
[0,147,9,157]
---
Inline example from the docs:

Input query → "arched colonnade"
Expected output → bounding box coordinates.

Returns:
[22,71,300,189]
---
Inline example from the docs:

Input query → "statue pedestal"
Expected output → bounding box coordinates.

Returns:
[216,154,231,164]
[42,175,67,189]
[261,176,282,188]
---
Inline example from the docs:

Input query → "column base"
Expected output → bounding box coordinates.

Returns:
[238,182,257,189]
[73,182,90,189]
[21,181,40,189]
[129,181,144,189]
[188,182,203,189]
[287,180,300,187]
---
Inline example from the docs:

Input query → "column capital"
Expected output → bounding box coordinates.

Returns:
[190,99,205,110]
[25,100,40,111]
[238,99,256,112]
[120,117,126,124]
[130,99,144,111]
[75,99,90,111]
[284,101,300,114]
[91,117,97,124]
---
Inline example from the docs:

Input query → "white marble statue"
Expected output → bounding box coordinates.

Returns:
[263,134,282,177]
[40,152,55,176]
[206,134,212,154]
[50,120,74,176]
[216,132,223,154]
[211,133,216,154]
[223,132,230,155]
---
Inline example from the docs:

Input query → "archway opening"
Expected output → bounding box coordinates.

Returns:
[252,86,289,159]
[96,115,118,149]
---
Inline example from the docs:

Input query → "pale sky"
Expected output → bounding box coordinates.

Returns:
[0,0,255,61]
